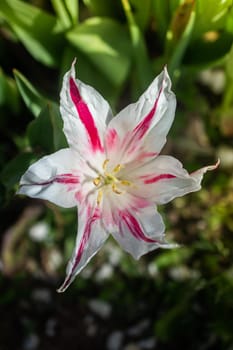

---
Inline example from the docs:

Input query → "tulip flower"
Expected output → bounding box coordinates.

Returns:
[18,61,218,292]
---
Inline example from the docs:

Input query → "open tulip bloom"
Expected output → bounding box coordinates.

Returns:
[18,61,219,292]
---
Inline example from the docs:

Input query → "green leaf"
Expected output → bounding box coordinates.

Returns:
[154,248,191,270]
[51,0,78,28]
[226,43,233,81]
[27,103,67,153]
[152,0,170,41]
[83,0,123,18]
[193,0,233,38]
[0,67,19,113]
[65,0,79,25]
[184,31,233,66]
[66,17,131,87]
[130,0,152,31]
[13,69,46,118]
[152,0,181,41]
[0,0,65,67]
[121,0,153,96]
[51,0,73,28]
[61,47,120,108]
[0,152,35,190]
[165,0,196,79]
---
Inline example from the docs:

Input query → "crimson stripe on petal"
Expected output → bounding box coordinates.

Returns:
[142,173,176,185]
[105,128,118,151]
[121,211,158,243]
[69,77,103,152]
[23,173,80,187]
[132,84,163,141]
[55,173,80,184]
[135,151,158,162]
[57,207,100,292]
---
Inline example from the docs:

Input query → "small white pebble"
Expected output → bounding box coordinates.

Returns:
[217,146,233,169]
[147,262,159,277]
[106,331,124,350]
[28,222,49,242]
[106,243,123,266]
[199,69,225,94]
[47,249,63,271]
[88,299,112,319]
[31,288,52,303]
[169,265,189,281]
[95,263,113,281]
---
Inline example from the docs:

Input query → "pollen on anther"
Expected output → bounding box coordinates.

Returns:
[121,180,131,186]
[112,183,122,194]
[93,177,101,186]
[102,159,109,170]
[113,164,122,173]
[97,189,103,205]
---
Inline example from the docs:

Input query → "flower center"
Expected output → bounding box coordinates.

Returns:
[93,159,131,205]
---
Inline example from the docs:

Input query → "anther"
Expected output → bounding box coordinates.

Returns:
[93,177,101,186]
[102,159,109,170]
[113,164,122,173]
[121,180,131,186]
[97,189,103,205]
[112,183,122,194]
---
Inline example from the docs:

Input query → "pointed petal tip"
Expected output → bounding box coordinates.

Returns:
[210,158,220,170]
[72,57,77,65]
[56,276,73,293]
[193,158,220,177]
[56,285,66,293]
[160,64,173,92]
[207,158,220,170]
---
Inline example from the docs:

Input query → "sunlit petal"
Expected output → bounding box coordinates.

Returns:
[106,67,176,165]
[18,149,80,208]
[60,60,112,155]
[128,156,219,204]
[57,204,109,292]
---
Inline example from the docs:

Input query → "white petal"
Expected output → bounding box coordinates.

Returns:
[18,149,80,208]
[111,206,175,259]
[101,193,175,259]
[60,60,112,155]
[129,156,219,204]
[57,205,109,292]
[105,67,176,165]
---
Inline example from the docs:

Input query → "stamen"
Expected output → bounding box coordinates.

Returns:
[112,183,122,194]
[121,180,131,186]
[93,177,101,186]
[103,159,109,170]
[97,189,103,205]
[113,164,123,173]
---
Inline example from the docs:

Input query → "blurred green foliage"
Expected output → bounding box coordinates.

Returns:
[0,0,233,349]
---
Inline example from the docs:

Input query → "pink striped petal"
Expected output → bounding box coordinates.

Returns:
[60,60,112,156]
[127,155,219,205]
[105,67,176,164]
[57,205,109,292]
[18,149,80,208]
[111,206,175,259]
